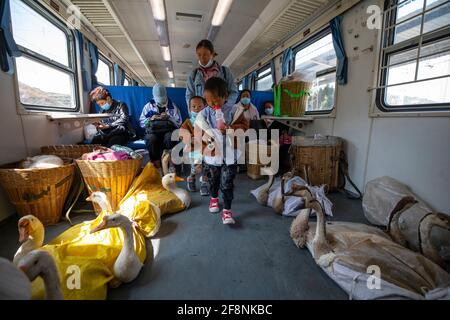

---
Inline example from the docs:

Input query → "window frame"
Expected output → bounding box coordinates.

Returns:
[124,74,132,86]
[254,64,274,91]
[375,0,450,112]
[11,0,80,112]
[97,53,114,86]
[292,27,337,115]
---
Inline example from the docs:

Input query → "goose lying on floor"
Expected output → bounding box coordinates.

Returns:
[290,190,450,299]
[0,251,62,300]
[91,213,143,284]
[162,173,191,209]
[13,215,45,265]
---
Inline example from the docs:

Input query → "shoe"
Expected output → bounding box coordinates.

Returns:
[200,183,210,196]
[222,210,236,225]
[209,198,220,213]
[187,176,196,192]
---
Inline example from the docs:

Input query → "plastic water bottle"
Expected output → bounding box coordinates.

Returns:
[215,108,226,131]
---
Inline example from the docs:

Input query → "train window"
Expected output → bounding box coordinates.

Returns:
[97,54,113,86]
[238,82,243,91]
[10,0,78,111]
[294,30,337,113]
[255,65,274,91]
[377,0,450,111]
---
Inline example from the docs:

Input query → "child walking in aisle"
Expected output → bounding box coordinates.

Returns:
[196,77,249,225]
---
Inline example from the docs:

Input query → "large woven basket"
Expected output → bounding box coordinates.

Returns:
[41,145,101,159]
[76,159,141,214]
[291,136,343,191]
[0,160,75,225]
[280,80,312,117]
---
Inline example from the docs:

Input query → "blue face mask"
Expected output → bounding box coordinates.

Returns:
[190,111,199,125]
[100,103,111,111]
[241,97,251,106]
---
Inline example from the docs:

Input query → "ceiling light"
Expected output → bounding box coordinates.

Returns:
[168,70,174,78]
[211,0,234,26]
[161,46,171,62]
[149,0,166,21]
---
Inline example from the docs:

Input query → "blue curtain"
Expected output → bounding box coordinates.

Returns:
[270,59,276,87]
[75,30,90,91]
[281,47,293,78]
[114,64,125,86]
[248,71,257,90]
[330,15,348,85]
[242,75,249,90]
[0,0,21,74]
[88,42,99,89]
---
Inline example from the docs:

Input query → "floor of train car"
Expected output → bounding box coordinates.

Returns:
[0,173,368,300]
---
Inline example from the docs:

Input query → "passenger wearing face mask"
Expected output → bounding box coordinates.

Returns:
[139,84,182,168]
[186,39,238,108]
[234,89,260,123]
[89,86,135,147]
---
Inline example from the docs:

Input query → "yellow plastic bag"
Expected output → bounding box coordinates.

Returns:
[31,163,185,300]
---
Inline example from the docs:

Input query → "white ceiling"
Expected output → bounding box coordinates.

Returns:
[66,0,332,87]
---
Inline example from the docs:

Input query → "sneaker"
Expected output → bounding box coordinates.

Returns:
[200,183,210,196]
[222,210,236,225]
[187,176,196,192]
[209,198,220,213]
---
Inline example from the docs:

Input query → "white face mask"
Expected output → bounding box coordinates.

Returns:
[199,59,214,68]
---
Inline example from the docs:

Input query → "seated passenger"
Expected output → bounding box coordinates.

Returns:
[89,87,135,147]
[139,84,182,168]
[235,89,260,122]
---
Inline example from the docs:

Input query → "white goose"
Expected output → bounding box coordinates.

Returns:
[90,213,143,284]
[87,192,113,216]
[13,215,45,265]
[0,250,63,300]
[162,173,191,209]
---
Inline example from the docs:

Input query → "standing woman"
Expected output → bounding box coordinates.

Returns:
[89,86,135,147]
[186,39,239,108]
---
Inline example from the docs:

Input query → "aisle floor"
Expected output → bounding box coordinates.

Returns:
[0,174,369,300]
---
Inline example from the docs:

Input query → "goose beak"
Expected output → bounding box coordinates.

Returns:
[86,195,93,202]
[19,265,27,273]
[18,219,30,243]
[175,176,185,182]
[90,219,107,234]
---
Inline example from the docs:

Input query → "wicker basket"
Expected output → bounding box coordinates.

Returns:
[76,159,141,214]
[0,160,75,225]
[247,143,272,180]
[280,80,311,117]
[291,136,343,192]
[41,145,101,159]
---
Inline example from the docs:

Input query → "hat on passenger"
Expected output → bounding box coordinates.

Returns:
[153,83,168,105]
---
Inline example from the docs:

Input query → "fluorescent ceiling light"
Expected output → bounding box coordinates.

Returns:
[149,0,166,21]
[161,46,171,62]
[211,0,234,26]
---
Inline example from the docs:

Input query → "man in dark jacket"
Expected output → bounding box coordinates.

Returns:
[89,86,135,147]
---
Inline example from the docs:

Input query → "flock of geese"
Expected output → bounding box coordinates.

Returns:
[0,172,191,300]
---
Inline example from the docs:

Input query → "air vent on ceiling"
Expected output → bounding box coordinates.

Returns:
[176,12,203,23]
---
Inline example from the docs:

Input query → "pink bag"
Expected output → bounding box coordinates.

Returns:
[83,148,131,161]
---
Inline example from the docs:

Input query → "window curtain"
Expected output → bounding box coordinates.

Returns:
[242,75,249,90]
[270,59,276,87]
[0,0,21,74]
[330,15,348,85]
[281,47,293,78]
[114,63,125,86]
[75,30,91,91]
[88,42,99,89]
[248,71,257,90]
